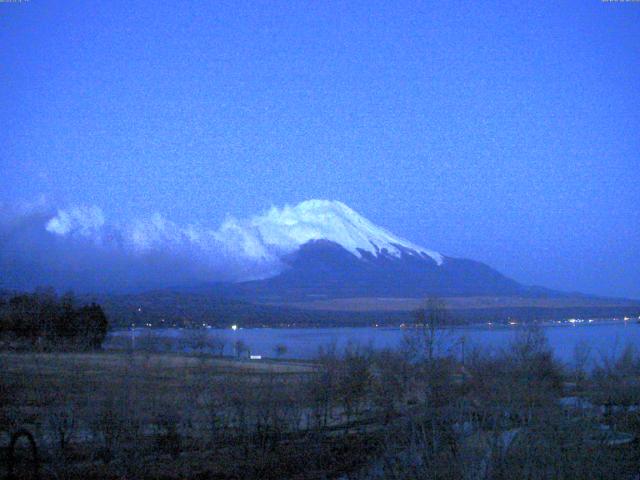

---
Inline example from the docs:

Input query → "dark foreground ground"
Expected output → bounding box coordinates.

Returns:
[2,331,640,479]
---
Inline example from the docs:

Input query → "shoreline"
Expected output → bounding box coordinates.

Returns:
[108,316,640,334]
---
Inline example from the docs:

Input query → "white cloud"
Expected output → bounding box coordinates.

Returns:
[45,205,106,237]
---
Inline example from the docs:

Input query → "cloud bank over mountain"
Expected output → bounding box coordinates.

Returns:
[0,198,448,294]
[0,201,281,293]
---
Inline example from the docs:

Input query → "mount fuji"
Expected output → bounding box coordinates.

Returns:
[219,199,545,301]
[97,200,640,327]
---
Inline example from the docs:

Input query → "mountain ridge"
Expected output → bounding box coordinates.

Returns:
[228,238,566,301]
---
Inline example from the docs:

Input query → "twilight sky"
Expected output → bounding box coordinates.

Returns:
[1,1,639,298]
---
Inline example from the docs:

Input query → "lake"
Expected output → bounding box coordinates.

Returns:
[106,320,640,367]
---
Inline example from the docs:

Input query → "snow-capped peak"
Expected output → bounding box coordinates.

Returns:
[248,200,443,265]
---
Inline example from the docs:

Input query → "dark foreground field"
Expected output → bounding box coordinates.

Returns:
[2,329,640,479]
[0,352,382,479]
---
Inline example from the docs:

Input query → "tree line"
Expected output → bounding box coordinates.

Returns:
[0,289,108,351]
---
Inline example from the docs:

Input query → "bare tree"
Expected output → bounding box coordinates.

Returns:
[191,328,210,354]
[572,339,592,389]
[210,335,227,357]
[308,343,339,429]
[337,343,372,426]
[234,339,249,359]
[405,296,449,362]
[274,343,288,358]
[46,401,77,458]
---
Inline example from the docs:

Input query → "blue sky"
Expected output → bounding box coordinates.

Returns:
[1,1,639,297]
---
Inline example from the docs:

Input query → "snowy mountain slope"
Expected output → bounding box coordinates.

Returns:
[234,239,527,300]
[216,199,537,299]
[245,200,444,265]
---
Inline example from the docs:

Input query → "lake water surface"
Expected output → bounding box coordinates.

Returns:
[107,321,640,367]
